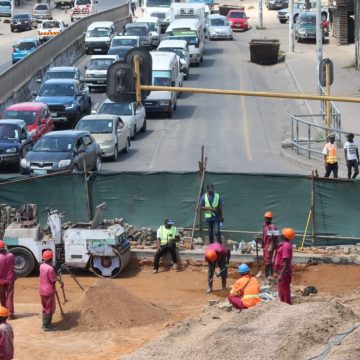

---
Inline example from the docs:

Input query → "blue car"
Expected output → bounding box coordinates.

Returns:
[34,79,92,128]
[0,0,12,17]
[12,38,40,64]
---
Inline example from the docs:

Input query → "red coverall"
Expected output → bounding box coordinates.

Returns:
[262,222,277,277]
[2,253,16,317]
[0,253,7,311]
[39,263,57,315]
[0,322,14,360]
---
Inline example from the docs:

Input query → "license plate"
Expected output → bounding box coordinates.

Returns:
[94,48,102,51]
[34,169,47,175]
[51,112,57,117]
[97,80,105,84]
[144,102,153,105]
[235,24,240,27]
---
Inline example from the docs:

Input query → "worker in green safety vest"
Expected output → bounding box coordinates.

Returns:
[200,184,223,244]
[153,219,180,274]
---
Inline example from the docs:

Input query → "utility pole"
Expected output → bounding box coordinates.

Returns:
[258,0,263,29]
[289,0,294,52]
[316,0,323,90]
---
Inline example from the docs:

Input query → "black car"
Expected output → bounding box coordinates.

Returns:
[124,23,151,49]
[36,66,84,84]
[0,120,33,170]
[107,46,133,60]
[10,13,37,32]
[20,130,101,175]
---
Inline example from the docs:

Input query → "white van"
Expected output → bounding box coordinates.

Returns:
[157,39,190,79]
[170,2,206,30]
[143,0,171,33]
[143,52,182,117]
[135,16,161,48]
[85,21,115,54]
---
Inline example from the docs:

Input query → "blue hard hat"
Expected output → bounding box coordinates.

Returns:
[238,264,250,274]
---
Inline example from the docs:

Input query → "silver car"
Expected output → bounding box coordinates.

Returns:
[206,15,233,40]
[32,3,52,22]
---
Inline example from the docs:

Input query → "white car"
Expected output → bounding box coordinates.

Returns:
[96,100,146,139]
[38,19,67,43]
[205,14,233,40]
[75,114,131,160]
[84,55,118,90]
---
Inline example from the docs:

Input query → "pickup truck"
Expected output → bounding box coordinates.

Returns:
[38,19,67,43]
[70,0,97,22]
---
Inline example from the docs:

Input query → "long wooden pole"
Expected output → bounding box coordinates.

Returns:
[311,171,316,244]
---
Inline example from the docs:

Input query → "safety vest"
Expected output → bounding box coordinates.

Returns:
[325,143,337,164]
[158,225,177,246]
[230,275,260,308]
[204,193,219,218]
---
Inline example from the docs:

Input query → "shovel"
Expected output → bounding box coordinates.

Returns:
[55,289,65,317]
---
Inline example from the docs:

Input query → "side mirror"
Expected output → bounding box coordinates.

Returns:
[36,78,42,84]
[77,146,85,153]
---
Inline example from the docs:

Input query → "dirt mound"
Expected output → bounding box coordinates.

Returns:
[65,279,168,331]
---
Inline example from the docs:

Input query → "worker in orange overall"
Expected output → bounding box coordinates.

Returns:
[262,211,278,279]
[322,133,338,178]
[0,306,14,360]
[274,228,295,305]
[228,264,260,310]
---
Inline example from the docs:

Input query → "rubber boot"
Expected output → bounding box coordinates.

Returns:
[269,264,274,277]
[207,278,213,293]
[265,264,270,278]
[221,276,227,290]
[41,313,46,330]
[43,314,56,331]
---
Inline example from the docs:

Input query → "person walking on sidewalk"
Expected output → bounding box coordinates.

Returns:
[0,306,14,360]
[153,219,180,274]
[274,228,295,305]
[130,0,136,17]
[262,211,278,279]
[200,184,223,244]
[344,133,359,179]
[322,134,338,178]
[228,264,260,310]
[204,242,230,293]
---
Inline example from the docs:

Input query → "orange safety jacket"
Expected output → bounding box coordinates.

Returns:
[229,274,261,308]
[325,143,337,164]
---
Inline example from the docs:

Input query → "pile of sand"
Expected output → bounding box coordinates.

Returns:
[65,280,168,331]
[120,300,358,360]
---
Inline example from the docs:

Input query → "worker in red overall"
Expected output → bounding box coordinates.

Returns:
[0,306,14,360]
[262,211,278,279]
[274,228,295,305]
[204,242,230,293]
[39,250,61,331]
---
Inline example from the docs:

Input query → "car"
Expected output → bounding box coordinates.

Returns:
[20,130,101,175]
[110,35,140,48]
[12,38,40,64]
[0,0,12,17]
[96,100,146,139]
[266,0,288,10]
[277,1,328,24]
[85,21,115,54]
[107,46,133,60]
[32,3,52,22]
[205,14,233,40]
[0,120,33,171]
[75,114,131,160]
[295,11,324,43]
[10,13,37,32]
[37,66,84,85]
[38,19,67,43]
[34,79,92,128]
[135,16,161,48]
[227,10,249,31]
[84,55,119,91]
[1,102,54,142]
[123,23,151,49]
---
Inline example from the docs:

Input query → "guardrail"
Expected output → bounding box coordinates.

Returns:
[320,86,342,131]
[0,1,130,108]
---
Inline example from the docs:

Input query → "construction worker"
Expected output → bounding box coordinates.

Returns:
[344,133,359,179]
[228,264,260,310]
[200,184,223,244]
[39,250,62,331]
[274,228,295,305]
[0,306,14,360]
[205,243,230,293]
[262,211,278,279]
[322,134,338,178]
[153,219,180,274]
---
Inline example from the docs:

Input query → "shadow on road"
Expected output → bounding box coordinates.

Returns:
[204,47,224,56]
[200,58,216,67]
[172,105,196,119]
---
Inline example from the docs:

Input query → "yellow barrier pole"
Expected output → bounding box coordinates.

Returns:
[300,209,312,252]
[134,55,141,103]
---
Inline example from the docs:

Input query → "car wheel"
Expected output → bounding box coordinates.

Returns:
[86,100,91,115]
[279,19,287,24]
[112,144,118,161]
[131,125,137,140]
[297,37,301,43]
[123,139,129,153]
[73,111,81,127]
[174,101,177,111]
[10,27,14,32]
[141,119,146,133]
[95,156,101,171]
[71,17,74,22]
[294,14,298,23]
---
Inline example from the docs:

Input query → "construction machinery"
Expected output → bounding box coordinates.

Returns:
[3,203,131,278]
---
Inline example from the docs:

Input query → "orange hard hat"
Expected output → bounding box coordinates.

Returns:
[0,306,9,317]
[282,228,295,241]
[42,250,53,261]
[264,211,273,218]
[0,240,6,249]
[205,249,217,263]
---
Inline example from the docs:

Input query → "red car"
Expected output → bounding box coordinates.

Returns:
[1,102,54,142]
[227,10,250,31]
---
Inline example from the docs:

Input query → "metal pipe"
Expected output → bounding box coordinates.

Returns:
[289,0,294,52]
[316,0,323,90]
[308,124,311,159]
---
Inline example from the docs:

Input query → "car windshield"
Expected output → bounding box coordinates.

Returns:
[211,18,227,26]
[33,136,74,152]
[150,12,165,19]
[112,38,137,47]
[98,102,132,115]
[44,71,77,81]
[125,27,147,36]
[13,14,29,19]
[42,21,61,29]
[158,47,185,59]
[15,42,36,51]
[76,0,91,5]
[229,12,246,18]
[299,14,316,24]
[77,119,113,133]
[34,4,48,10]
[108,48,130,59]
[166,35,198,45]
[137,22,156,31]
[0,125,19,140]
[146,0,171,8]
[88,28,110,37]
[2,110,37,125]
[152,70,171,86]
[87,59,114,70]
[39,83,75,97]
[0,1,11,6]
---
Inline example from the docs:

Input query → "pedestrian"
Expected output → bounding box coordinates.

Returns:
[0,306,14,360]
[274,227,295,305]
[228,264,260,310]
[153,219,180,274]
[200,184,223,244]
[130,0,136,17]
[204,242,230,293]
[0,241,15,320]
[262,211,278,279]
[344,133,359,179]
[322,134,338,178]
[39,250,62,331]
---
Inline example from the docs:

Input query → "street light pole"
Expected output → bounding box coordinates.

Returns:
[258,0,263,28]
[316,0,323,90]
[289,0,294,52]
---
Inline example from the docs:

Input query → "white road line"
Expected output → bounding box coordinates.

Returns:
[149,128,166,169]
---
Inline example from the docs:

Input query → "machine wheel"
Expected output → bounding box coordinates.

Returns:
[89,253,122,278]
[9,247,35,277]
[140,119,146,133]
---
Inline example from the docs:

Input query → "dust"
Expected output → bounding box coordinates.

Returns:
[61,279,168,331]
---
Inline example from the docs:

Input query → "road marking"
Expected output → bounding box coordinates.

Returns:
[149,128,166,169]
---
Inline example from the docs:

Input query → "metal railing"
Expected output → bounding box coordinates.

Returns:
[320,86,342,131]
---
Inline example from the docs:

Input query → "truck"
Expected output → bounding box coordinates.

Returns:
[3,203,131,278]
[143,0,172,33]
[170,2,206,30]
[70,0,97,22]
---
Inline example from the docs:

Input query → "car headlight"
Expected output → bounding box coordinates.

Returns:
[298,29,306,34]
[65,103,75,109]
[5,147,17,153]
[58,159,72,167]
[159,100,170,106]
[20,158,28,168]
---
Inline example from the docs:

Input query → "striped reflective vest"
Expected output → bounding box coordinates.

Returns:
[325,143,337,164]
[230,275,261,308]
[158,225,177,245]
[204,193,219,218]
